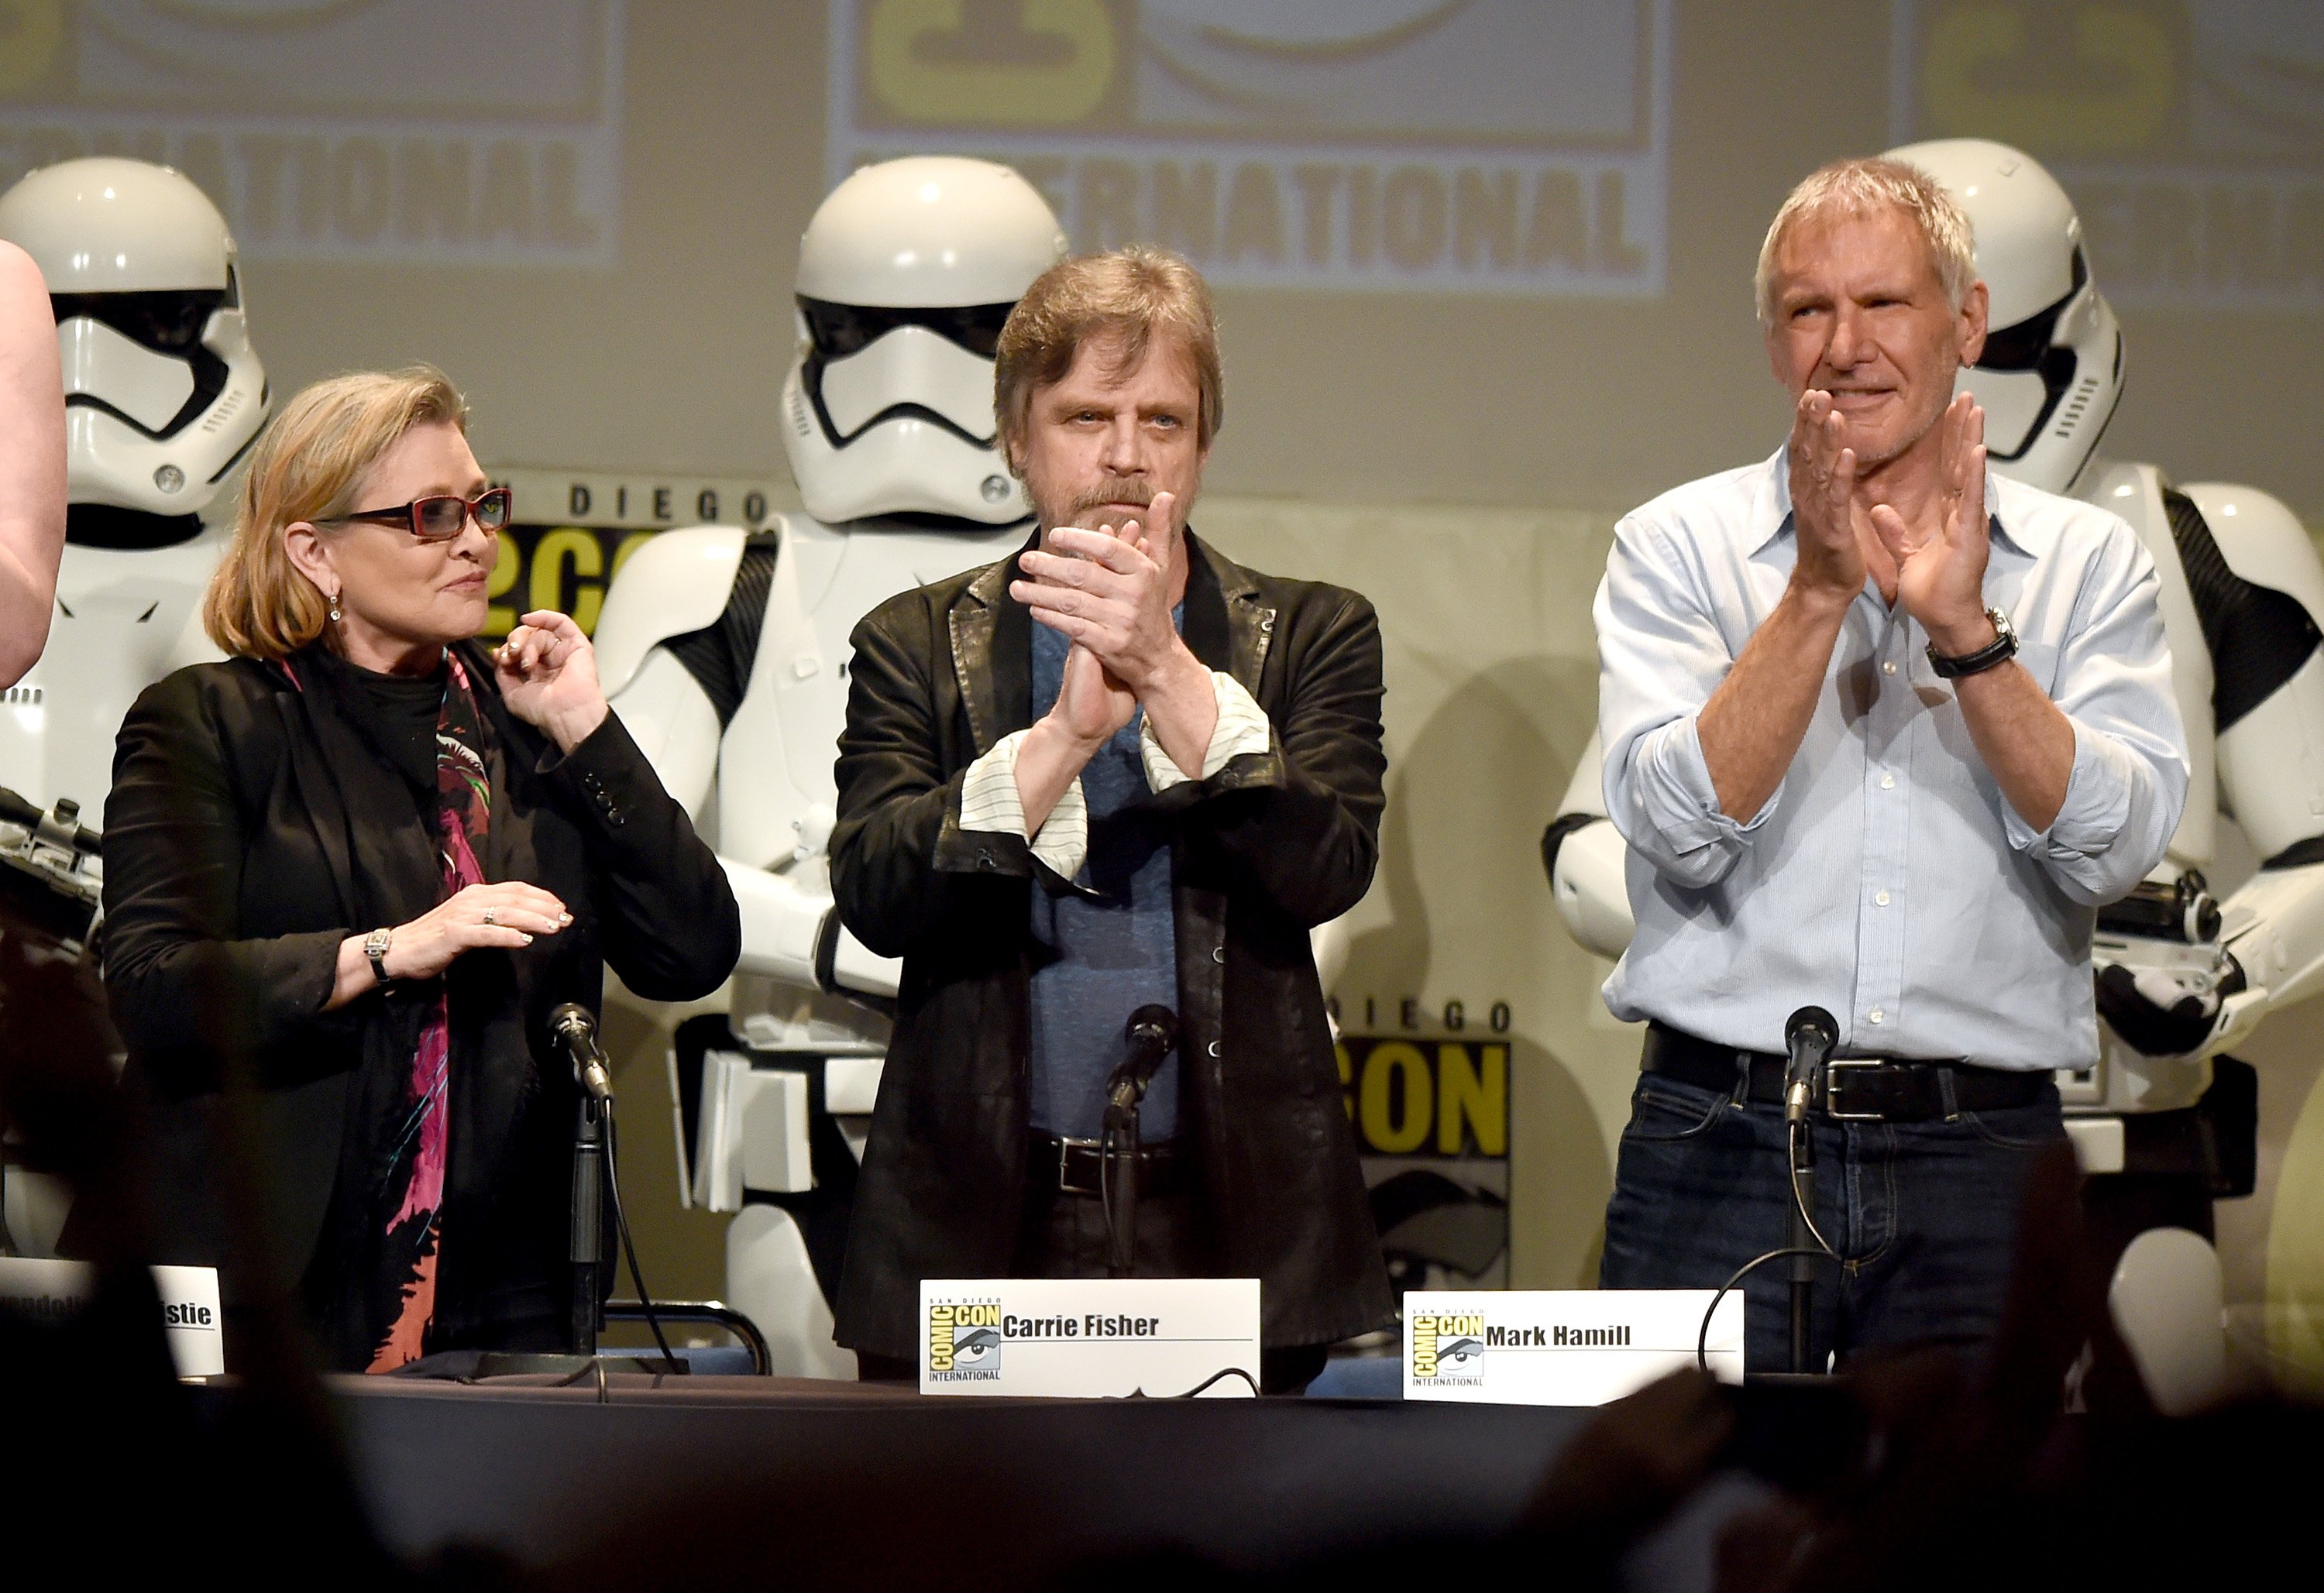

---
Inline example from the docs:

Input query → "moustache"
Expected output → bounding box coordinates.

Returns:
[1067,479,1157,520]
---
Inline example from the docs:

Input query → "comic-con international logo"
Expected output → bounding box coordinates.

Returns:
[927,1301,1002,1382]
[1410,1312,1485,1385]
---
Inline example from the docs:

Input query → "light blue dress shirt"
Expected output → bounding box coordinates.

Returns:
[1597,448,2188,1070]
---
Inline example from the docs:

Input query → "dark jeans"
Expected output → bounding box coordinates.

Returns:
[1599,1069,2064,1374]
[858,1183,1329,1393]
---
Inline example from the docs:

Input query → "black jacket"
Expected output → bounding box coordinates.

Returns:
[829,533,1394,1357]
[99,640,737,1352]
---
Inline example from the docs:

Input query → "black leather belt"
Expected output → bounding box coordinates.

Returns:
[1642,1021,2050,1123]
[1029,1132,1186,1198]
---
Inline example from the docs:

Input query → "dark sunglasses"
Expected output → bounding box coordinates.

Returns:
[342,486,512,541]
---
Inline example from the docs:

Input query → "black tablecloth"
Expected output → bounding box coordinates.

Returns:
[315,1375,1597,1577]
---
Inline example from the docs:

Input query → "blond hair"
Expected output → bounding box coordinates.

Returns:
[1754,157,1977,325]
[203,366,469,661]
[994,248,1222,469]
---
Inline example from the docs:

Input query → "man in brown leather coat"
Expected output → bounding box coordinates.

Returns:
[828,249,1392,1391]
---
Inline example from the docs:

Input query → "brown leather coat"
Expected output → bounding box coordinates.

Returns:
[829,532,1394,1357]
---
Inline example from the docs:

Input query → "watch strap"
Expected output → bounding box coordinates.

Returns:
[1927,608,2017,679]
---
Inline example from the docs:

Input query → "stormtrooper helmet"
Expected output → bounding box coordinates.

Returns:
[1885,138,2123,496]
[0,157,269,535]
[782,157,1066,525]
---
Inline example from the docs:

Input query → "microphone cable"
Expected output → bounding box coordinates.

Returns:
[602,1109,677,1369]
[1691,1148,1850,1373]
[1694,1100,1848,1373]
[1786,1119,1841,1260]
[1696,1245,1827,1374]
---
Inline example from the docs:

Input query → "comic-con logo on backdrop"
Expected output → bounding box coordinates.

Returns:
[478,469,780,638]
[1338,1031,1511,1297]
[927,1299,1003,1382]
[0,2,625,267]
[828,0,1674,297]
[1892,0,2324,308]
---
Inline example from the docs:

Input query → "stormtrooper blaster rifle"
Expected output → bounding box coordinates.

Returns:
[2092,869,2254,1060]
[0,785,102,962]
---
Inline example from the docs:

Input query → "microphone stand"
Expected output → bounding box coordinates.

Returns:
[1786,1105,1816,1375]
[1782,1007,1838,1376]
[1696,1006,1842,1384]
[569,1090,607,1356]
[464,1008,684,1379]
[1102,1006,1178,1278]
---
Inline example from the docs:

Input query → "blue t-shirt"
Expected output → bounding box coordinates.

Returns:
[1025,610,1183,1141]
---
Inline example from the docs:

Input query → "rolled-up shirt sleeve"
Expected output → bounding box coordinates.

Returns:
[1596,512,1778,889]
[2000,536,2188,905]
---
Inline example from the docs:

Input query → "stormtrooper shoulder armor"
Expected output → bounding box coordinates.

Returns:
[2175,482,2324,864]
[593,523,780,720]
[2178,482,2324,653]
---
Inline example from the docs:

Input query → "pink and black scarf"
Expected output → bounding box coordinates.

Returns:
[365,652,492,1370]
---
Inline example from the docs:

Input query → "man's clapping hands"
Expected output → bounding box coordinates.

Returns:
[1011,488,1209,742]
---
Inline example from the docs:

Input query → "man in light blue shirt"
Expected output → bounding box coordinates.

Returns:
[1593,156,2187,1371]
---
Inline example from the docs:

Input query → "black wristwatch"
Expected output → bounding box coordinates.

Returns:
[1927,606,2018,679]
[365,927,394,986]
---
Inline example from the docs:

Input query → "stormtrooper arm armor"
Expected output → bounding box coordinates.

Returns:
[2185,482,2324,1054]
[594,526,899,1001]
[1542,729,1637,962]
[2100,483,2324,1060]
[595,524,747,816]
[722,854,899,998]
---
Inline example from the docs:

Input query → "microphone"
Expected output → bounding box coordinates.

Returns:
[1783,1005,1838,1124]
[551,1002,614,1101]
[1102,1005,1178,1279]
[1109,1004,1180,1110]
[1126,1005,1177,1059]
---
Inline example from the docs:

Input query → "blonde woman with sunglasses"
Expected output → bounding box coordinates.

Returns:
[95,366,737,1372]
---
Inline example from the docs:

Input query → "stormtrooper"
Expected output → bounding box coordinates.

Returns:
[0,156,270,1255]
[1545,139,2324,1412]
[590,157,1066,1375]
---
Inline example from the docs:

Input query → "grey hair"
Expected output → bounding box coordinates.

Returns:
[1753,157,1977,325]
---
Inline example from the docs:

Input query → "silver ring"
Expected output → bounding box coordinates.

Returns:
[482,907,497,926]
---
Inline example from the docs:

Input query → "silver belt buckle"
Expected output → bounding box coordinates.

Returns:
[1058,1135,1098,1192]
[1821,1059,1886,1121]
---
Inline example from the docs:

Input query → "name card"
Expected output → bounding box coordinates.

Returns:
[0,1258,226,1378]
[1403,1289,1742,1405]
[920,1277,1260,1398]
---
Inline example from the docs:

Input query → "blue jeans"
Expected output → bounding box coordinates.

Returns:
[1598,1068,2065,1374]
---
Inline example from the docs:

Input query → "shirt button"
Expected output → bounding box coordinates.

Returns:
[1882,660,1897,675]
[1207,1041,1222,1058]
[1868,1008,1886,1025]
[1875,890,1891,907]
[1879,772,1896,791]
[1212,946,1226,963]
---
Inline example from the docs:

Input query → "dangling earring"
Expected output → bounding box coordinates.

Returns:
[328,589,342,623]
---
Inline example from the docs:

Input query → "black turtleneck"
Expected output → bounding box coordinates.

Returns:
[312,648,448,797]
